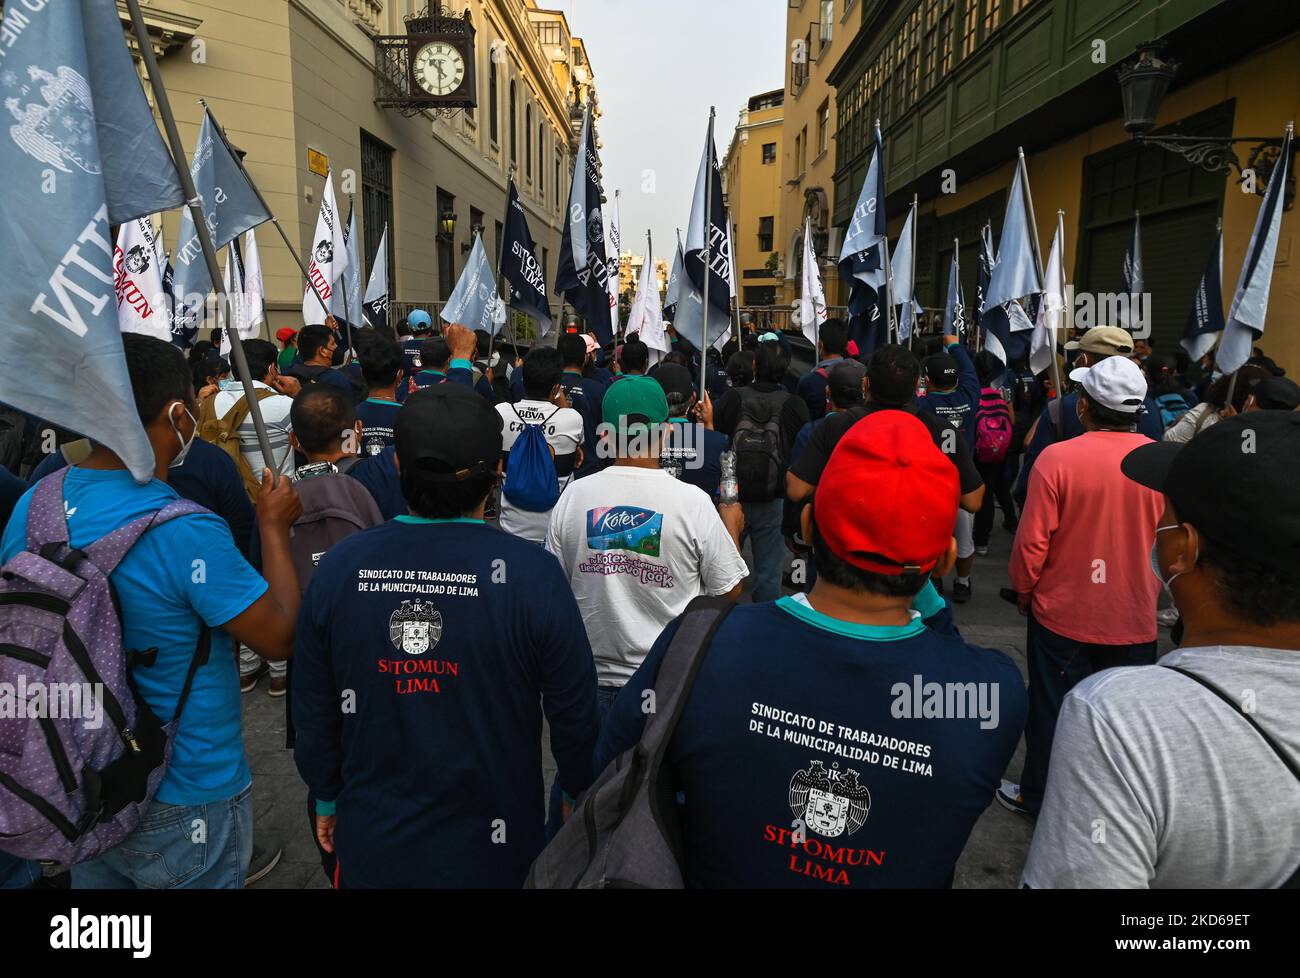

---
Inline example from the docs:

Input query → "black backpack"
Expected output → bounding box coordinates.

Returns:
[526,597,734,889]
[732,387,788,502]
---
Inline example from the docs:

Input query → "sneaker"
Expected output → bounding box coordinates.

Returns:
[953,580,972,604]
[268,675,288,698]
[974,545,989,556]
[245,842,282,887]
[239,661,269,694]
[996,780,1034,818]
[1157,607,1181,629]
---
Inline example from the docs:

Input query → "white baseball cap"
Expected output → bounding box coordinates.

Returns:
[1069,356,1147,414]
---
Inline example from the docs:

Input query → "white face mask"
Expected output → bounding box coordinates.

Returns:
[1151,524,1195,590]
[168,402,198,469]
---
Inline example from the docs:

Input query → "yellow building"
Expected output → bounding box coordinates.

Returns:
[777,0,863,309]
[121,0,598,340]
[825,0,1300,374]
[722,89,785,307]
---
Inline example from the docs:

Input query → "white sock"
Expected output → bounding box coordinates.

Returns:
[956,576,971,587]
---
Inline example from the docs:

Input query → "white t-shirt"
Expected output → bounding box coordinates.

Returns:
[545,465,748,686]
[495,399,583,543]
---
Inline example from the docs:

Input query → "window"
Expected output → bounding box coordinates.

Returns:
[470,206,484,250]
[984,0,1002,36]
[819,1,834,46]
[436,188,456,302]
[758,216,774,252]
[509,81,517,164]
[539,124,546,193]
[360,131,394,303]
[794,131,803,175]
[817,100,830,156]
[962,0,979,57]
[762,142,777,164]
[489,60,499,145]
[495,220,504,268]
[525,103,532,177]
[555,154,562,208]
[535,21,562,48]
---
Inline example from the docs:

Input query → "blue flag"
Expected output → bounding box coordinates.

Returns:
[556,105,612,341]
[1217,126,1292,375]
[941,251,965,338]
[363,224,389,333]
[441,233,504,335]
[1182,228,1224,364]
[663,233,685,323]
[500,178,551,335]
[977,225,1011,365]
[839,123,889,354]
[0,0,186,482]
[331,200,363,329]
[983,157,1042,311]
[170,109,272,347]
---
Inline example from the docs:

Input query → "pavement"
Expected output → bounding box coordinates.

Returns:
[241,500,1170,890]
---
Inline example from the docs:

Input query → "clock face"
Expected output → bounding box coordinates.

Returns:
[413,41,466,97]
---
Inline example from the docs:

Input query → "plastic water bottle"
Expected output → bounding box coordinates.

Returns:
[719,451,739,505]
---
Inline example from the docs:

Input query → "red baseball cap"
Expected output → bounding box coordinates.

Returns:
[276,327,298,344]
[814,411,959,575]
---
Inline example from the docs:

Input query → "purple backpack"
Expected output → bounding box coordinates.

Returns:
[0,468,212,866]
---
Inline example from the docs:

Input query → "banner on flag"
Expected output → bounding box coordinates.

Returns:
[799,218,828,345]
[1217,125,1292,375]
[983,156,1042,312]
[941,251,965,338]
[556,105,612,341]
[1182,228,1225,364]
[664,235,685,323]
[364,224,390,332]
[678,119,734,352]
[332,200,363,328]
[629,246,669,355]
[303,167,349,325]
[890,204,923,341]
[839,123,889,354]
[114,218,171,341]
[1032,219,1066,375]
[0,0,187,482]
[170,109,273,346]
[441,233,506,335]
[501,178,551,335]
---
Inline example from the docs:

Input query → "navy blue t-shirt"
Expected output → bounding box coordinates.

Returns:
[561,371,608,478]
[401,336,428,380]
[596,590,1026,888]
[917,343,981,448]
[347,445,406,521]
[662,419,727,500]
[795,359,845,422]
[292,518,600,887]
[355,398,402,458]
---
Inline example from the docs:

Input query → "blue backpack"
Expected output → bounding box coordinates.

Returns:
[1156,392,1192,430]
[503,406,562,512]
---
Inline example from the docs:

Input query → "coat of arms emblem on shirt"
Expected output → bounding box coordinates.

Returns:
[388,599,442,656]
[789,761,871,839]
[7,65,100,175]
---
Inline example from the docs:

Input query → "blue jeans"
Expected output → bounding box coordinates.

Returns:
[742,498,786,603]
[0,852,41,889]
[545,685,622,839]
[71,784,253,889]
[1020,616,1156,813]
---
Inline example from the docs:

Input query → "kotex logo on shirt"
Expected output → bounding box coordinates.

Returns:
[586,506,663,557]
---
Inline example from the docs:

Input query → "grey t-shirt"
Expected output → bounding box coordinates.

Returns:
[1022,645,1300,888]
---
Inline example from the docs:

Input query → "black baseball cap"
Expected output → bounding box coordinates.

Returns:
[925,352,959,386]
[395,385,503,481]
[653,363,695,407]
[1250,375,1300,411]
[827,360,866,406]
[1121,411,1300,576]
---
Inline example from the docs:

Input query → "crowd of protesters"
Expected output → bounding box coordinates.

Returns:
[0,310,1296,890]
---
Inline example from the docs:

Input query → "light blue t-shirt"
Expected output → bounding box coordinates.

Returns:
[0,467,267,805]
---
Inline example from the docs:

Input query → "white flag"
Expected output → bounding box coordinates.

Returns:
[890,203,923,340]
[243,229,266,334]
[630,252,668,355]
[364,224,389,331]
[113,217,171,341]
[220,245,242,357]
[608,191,622,337]
[799,218,827,345]
[303,169,349,325]
[1031,221,1066,375]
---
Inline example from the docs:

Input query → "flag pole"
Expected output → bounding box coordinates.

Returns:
[877,120,898,344]
[908,195,918,350]
[700,107,716,399]
[1018,147,1063,437]
[198,99,331,318]
[952,238,961,344]
[126,2,279,483]
[613,188,623,343]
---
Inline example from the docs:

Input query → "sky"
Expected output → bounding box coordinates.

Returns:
[565,0,787,265]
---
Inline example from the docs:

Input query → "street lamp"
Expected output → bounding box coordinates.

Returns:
[438,210,457,241]
[1116,39,1294,208]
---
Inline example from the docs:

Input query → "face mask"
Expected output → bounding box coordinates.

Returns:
[168,402,198,469]
[1151,524,1194,590]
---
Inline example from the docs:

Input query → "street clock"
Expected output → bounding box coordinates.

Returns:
[376,7,478,115]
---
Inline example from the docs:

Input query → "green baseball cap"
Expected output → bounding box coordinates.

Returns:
[602,375,669,430]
